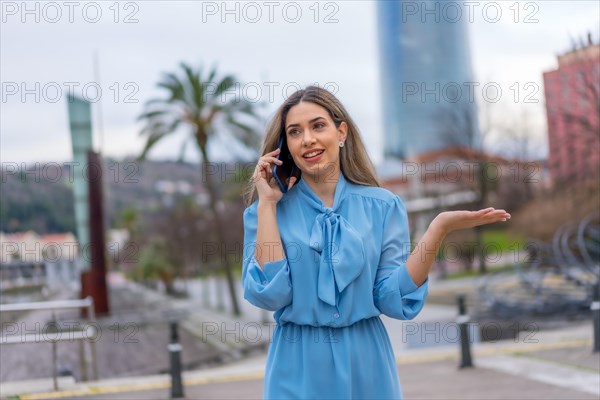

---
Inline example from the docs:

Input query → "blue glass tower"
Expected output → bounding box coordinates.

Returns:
[377,0,480,159]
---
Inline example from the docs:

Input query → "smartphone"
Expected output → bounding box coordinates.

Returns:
[272,134,300,193]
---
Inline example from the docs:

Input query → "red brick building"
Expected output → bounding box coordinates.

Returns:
[543,38,600,185]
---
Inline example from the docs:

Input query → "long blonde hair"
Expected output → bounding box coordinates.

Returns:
[242,86,380,207]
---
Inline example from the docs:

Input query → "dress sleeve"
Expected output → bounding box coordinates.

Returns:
[241,204,293,311]
[373,195,429,320]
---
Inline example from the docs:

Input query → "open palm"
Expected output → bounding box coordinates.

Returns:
[433,207,511,236]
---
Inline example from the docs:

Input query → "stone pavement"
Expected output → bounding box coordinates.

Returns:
[2,273,599,399]
[3,323,598,400]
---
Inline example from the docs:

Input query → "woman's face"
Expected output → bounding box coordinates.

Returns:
[284,101,347,181]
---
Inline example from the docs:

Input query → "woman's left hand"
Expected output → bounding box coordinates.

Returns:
[431,207,511,237]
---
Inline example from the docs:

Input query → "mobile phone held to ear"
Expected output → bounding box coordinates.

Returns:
[272,134,300,193]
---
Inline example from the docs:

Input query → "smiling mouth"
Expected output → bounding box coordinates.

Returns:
[303,150,324,158]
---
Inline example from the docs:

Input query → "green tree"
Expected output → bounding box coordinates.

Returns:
[136,238,174,293]
[118,207,139,241]
[137,62,262,315]
[115,206,140,272]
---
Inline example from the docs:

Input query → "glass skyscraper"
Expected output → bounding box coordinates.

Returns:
[377,0,479,160]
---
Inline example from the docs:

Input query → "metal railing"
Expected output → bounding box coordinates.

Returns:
[478,211,600,318]
[0,296,99,390]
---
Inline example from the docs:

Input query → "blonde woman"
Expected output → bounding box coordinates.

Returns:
[241,86,510,399]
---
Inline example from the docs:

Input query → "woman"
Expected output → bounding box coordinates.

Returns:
[241,86,510,399]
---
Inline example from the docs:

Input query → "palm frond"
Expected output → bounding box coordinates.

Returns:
[225,115,261,149]
[138,117,184,160]
[143,98,170,107]
[213,75,236,99]
[158,72,187,103]
[138,109,170,121]
[179,62,205,111]
[228,98,264,118]
[138,62,263,164]
[206,66,217,86]
[202,104,223,125]
[139,131,169,160]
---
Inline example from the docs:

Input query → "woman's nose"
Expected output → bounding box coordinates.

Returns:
[302,130,316,145]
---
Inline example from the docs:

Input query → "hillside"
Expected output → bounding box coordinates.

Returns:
[0,157,250,234]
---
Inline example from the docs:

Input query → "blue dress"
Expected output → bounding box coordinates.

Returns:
[242,172,429,399]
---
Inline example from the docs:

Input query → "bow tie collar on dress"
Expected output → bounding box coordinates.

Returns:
[296,173,366,306]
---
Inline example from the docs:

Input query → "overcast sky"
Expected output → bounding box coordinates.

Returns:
[2,1,599,166]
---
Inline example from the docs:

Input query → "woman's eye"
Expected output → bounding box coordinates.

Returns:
[315,123,324,129]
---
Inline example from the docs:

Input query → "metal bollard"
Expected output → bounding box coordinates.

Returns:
[169,321,185,399]
[592,282,600,353]
[456,294,473,368]
[50,312,58,390]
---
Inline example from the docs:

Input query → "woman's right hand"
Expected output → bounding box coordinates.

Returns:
[252,148,297,205]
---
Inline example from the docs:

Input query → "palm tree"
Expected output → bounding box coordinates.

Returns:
[137,62,263,316]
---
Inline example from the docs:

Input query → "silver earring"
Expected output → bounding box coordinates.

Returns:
[339,141,344,148]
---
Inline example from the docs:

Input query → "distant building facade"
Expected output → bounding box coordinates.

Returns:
[0,231,80,289]
[377,0,480,160]
[543,38,600,184]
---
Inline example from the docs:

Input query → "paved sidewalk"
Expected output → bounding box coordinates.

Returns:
[3,274,598,399]
[4,325,598,400]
